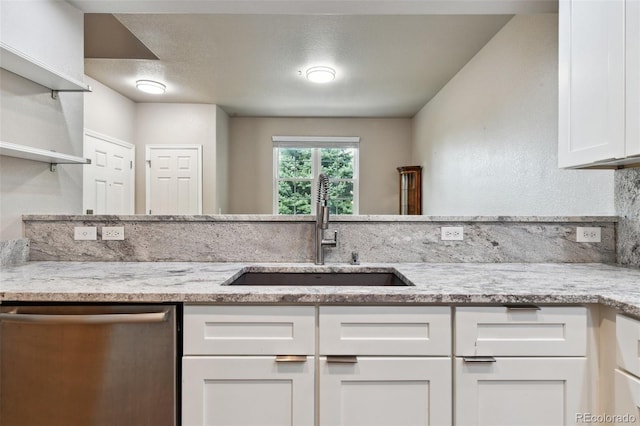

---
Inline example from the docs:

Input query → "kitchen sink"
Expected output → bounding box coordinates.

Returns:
[226,271,413,286]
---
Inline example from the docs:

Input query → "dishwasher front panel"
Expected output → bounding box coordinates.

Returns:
[0,304,177,426]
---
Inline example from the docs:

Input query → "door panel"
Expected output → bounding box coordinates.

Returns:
[146,145,202,215]
[83,130,134,214]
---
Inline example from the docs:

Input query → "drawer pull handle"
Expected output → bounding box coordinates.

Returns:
[275,355,307,363]
[327,355,358,364]
[463,356,496,363]
[504,304,541,311]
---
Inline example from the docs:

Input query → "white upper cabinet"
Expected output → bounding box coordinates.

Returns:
[627,0,640,158]
[559,0,639,168]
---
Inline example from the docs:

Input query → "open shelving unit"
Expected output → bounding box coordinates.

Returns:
[0,42,92,171]
[0,42,91,95]
[0,141,91,171]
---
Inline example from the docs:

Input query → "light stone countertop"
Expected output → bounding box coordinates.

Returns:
[2,262,640,316]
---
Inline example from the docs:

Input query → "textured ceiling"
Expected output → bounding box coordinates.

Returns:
[84,14,513,117]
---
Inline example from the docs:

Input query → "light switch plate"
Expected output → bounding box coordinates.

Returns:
[74,226,97,240]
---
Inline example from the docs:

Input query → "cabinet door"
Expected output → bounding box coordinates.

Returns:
[319,356,451,426]
[617,314,640,377]
[182,356,314,426]
[627,0,640,157]
[614,369,640,425]
[558,0,626,167]
[455,357,588,426]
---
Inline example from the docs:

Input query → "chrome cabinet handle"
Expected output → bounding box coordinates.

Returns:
[0,309,170,324]
[275,355,307,363]
[326,355,358,364]
[503,304,541,311]
[462,356,497,363]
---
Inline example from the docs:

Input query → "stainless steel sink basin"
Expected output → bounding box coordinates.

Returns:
[226,271,413,286]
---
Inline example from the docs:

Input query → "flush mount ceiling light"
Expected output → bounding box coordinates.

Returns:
[136,79,166,94]
[305,66,336,84]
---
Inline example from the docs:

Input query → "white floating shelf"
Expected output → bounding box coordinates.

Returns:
[0,42,91,92]
[0,141,91,170]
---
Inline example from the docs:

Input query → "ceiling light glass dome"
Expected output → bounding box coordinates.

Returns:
[136,80,166,94]
[306,66,336,84]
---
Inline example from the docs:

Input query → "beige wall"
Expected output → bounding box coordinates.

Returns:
[0,0,85,240]
[228,117,412,214]
[83,76,136,143]
[412,14,615,215]
[215,106,230,214]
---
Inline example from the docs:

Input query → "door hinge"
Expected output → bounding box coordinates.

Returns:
[130,160,133,169]
[149,210,152,214]
[146,160,151,167]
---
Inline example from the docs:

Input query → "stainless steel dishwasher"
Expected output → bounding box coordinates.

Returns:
[0,304,178,426]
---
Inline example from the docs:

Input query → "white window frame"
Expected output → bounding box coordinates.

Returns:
[272,136,360,215]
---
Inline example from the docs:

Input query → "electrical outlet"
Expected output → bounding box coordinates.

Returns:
[576,227,601,243]
[102,226,125,241]
[74,226,97,241]
[441,226,464,241]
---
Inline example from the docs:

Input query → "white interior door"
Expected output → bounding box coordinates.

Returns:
[83,130,135,215]
[146,145,202,215]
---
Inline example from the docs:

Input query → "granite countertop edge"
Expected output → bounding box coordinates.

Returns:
[1,261,640,317]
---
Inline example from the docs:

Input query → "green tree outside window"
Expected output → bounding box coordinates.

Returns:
[276,147,357,215]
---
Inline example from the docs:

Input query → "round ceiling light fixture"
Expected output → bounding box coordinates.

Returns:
[136,79,166,94]
[305,66,336,84]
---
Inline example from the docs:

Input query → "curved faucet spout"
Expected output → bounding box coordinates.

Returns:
[316,173,330,230]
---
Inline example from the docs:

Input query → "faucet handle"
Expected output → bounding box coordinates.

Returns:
[351,251,360,265]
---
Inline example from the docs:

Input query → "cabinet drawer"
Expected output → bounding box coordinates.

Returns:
[184,305,315,355]
[319,306,451,356]
[617,314,640,377]
[455,306,587,356]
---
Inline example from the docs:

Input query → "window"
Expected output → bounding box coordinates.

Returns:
[273,136,359,215]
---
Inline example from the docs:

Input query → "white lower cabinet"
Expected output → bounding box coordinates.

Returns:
[615,314,640,425]
[455,357,588,426]
[183,304,591,426]
[183,305,452,426]
[182,356,314,426]
[455,306,590,426]
[615,369,640,425]
[320,356,451,426]
[318,306,452,426]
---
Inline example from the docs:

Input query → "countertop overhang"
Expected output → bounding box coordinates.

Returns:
[2,262,640,316]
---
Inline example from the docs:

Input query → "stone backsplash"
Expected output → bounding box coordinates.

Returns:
[0,238,29,266]
[616,168,640,267]
[23,215,617,263]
